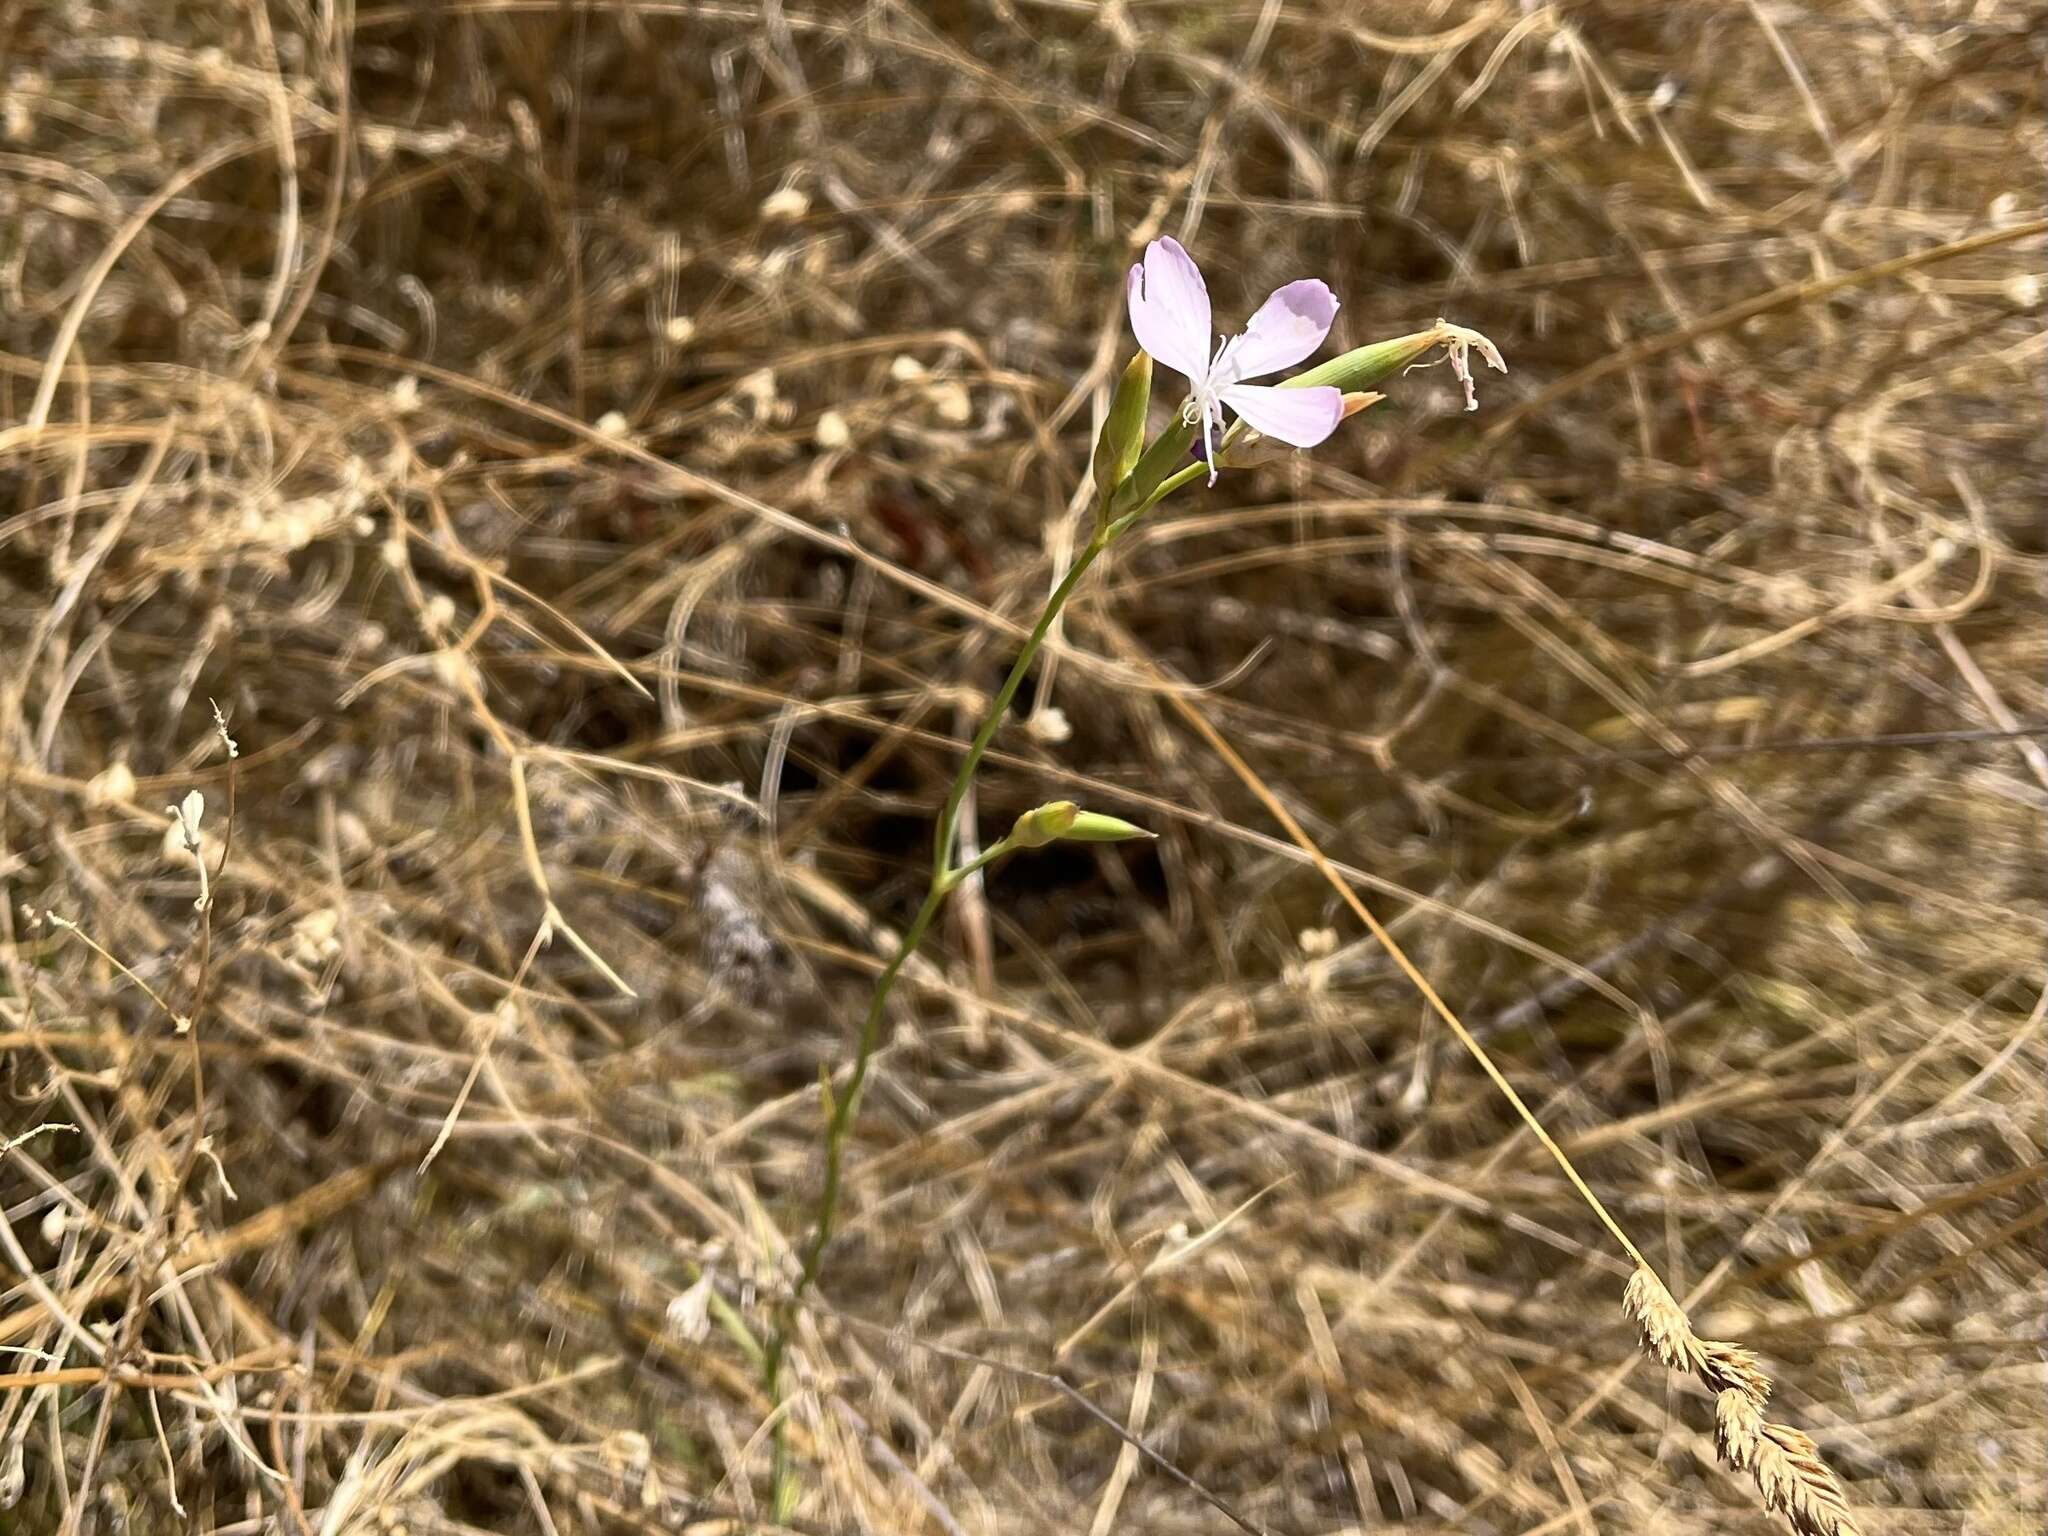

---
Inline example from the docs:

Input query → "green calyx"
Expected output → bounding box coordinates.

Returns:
[1284,326,1446,393]
[1105,412,1197,524]
[1092,351,1153,523]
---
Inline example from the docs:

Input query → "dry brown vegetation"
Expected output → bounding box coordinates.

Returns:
[2,2,2044,1533]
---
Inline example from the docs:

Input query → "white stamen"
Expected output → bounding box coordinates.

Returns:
[1196,334,1234,483]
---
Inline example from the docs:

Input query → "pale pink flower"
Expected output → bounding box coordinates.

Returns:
[1126,237,1345,484]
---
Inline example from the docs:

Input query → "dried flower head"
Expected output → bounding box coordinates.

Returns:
[1632,1270,1858,1536]
[1623,1264,1706,1374]
[86,759,138,808]
[167,790,204,852]
[1749,1416,1863,1536]
[1433,318,1507,411]
[666,1271,716,1344]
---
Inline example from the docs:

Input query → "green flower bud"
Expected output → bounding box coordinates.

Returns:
[1009,800,1080,849]
[1007,801,1155,849]
[1060,810,1155,842]
[1092,352,1152,520]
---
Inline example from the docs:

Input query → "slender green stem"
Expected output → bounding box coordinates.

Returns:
[1107,419,1246,537]
[791,880,947,1298]
[763,529,1111,1519]
[945,836,1014,888]
[933,533,1111,871]
[762,876,946,1515]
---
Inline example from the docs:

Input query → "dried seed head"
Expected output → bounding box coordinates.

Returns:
[1716,1387,1765,1471]
[1023,707,1071,745]
[1717,1388,1861,1536]
[1750,1419,1862,1536]
[814,409,851,449]
[1623,1265,1705,1374]
[927,379,973,424]
[1699,1338,1773,1405]
[759,185,809,221]
[289,907,343,967]
[666,1271,716,1343]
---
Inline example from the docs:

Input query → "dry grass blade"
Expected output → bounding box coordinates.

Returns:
[2,0,2039,1531]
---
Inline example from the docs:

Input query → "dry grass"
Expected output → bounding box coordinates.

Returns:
[1627,1264,1858,1536]
[2,2,2044,1534]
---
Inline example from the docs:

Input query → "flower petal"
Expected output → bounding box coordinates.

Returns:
[1218,382,1345,448]
[1219,279,1339,383]
[1126,237,1213,382]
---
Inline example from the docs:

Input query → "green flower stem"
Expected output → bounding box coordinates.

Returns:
[762,873,945,1517]
[933,531,1112,871]
[763,526,1112,1520]
[1139,455,1215,513]
[1109,421,1245,535]
[945,835,1016,887]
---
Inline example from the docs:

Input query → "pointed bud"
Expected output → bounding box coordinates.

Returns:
[1008,800,1080,849]
[1092,352,1152,520]
[1341,390,1384,418]
[1008,800,1154,849]
[1060,810,1155,843]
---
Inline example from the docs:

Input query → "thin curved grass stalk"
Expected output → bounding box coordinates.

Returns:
[1165,499,1865,1536]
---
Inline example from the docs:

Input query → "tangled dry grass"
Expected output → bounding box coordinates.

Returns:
[2,2,2043,1533]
